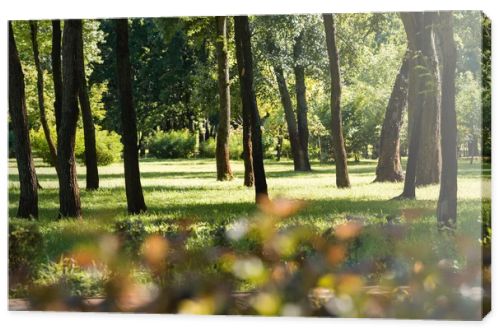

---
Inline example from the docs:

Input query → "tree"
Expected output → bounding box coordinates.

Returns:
[57,20,82,218]
[273,65,306,171]
[9,22,38,219]
[115,19,147,214]
[293,29,312,171]
[215,16,233,181]
[436,12,458,229]
[323,14,350,188]
[374,50,410,182]
[52,20,63,133]
[75,20,99,190]
[234,16,268,202]
[30,21,58,175]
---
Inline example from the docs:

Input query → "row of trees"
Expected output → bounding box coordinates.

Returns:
[9,13,489,229]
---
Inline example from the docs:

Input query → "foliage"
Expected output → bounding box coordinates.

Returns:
[146,130,197,159]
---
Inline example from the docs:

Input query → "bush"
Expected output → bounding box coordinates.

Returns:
[9,219,44,285]
[199,138,216,158]
[147,130,196,159]
[30,126,122,166]
[229,130,244,160]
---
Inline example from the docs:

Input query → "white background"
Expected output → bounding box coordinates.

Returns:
[0,0,498,333]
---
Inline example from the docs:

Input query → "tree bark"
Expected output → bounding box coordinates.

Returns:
[323,14,350,188]
[215,16,233,181]
[415,12,441,186]
[51,20,63,134]
[374,49,410,183]
[436,12,457,229]
[116,19,147,214]
[273,65,306,171]
[75,20,99,190]
[293,30,312,171]
[29,21,59,173]
[9,22,38,219]
[57,20,82,218]
[234,16,269,203]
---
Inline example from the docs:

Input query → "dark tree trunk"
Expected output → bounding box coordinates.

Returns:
[374,50,410,183]
[323,14,350,188]
[75,20,99,190]
[30,21,59,173]
[9,22,38,219]
[242,105,254,187]
[293,30,312,171]
[234,16,268,203]
[273,65,306,171]
[215,16,233,181]
[396,13,427,199]
[116,19,147,214]
[415,12,441,186]
[57,20,82,218]
[51,20,63,134]
[436,12,457,229]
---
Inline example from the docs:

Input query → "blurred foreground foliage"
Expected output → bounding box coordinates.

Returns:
[9,198,490,319]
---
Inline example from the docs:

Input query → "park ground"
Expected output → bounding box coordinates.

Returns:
[8,158,491,302]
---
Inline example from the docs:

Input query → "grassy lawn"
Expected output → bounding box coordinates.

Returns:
[8,157,490,300]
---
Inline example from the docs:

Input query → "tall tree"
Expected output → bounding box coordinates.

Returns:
[215,16,233,181]
[374,50,410,183]
[29,21,58,173]
[273,65,306,171]
[9,22,38,219]
[414,13,441,186]
[115,19,147,214]
[75,20,99,190]
[51,20,63,133]
[234,16,268,202]
[293,30,312,171]
[323,14,350,188]
[57,20,82,218]
[436,12,458,229]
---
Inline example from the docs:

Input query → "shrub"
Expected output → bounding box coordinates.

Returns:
[147,130,196,159]
[229,130,244,160]
[30,126,122,166]
[199,138,216,158]
[9,219,44,285]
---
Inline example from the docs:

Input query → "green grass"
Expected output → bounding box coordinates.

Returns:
[8,157,490,297]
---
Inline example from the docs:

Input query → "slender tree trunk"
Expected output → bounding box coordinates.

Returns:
[293,30,312,171]
[51,20,63,134]
[242,105,254,187]
[9,22,38,219]
[273,65,306,171]
[374,49,410,183]
[116,19,147,214]
[234,16,268,203]
[215,16,233,181]
[396,13,427,199]
[436,12,457,229]
[323,14,350,188]
[415,12,441,186]
[29,21,59,173]
[57,20,82,218]
[75,20,99,190]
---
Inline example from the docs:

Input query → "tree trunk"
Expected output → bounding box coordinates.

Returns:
[436,12,457,229]
[29,21,59,173]
[234,16,268,203]
[57,20,82,218]
[323,14,350,188]
[273,65,306,171]
[51,20,63,134]
[374,49,410,183]
[215,16,233,181]
[396,13,427,199]
[415,12,441,186]
[9,22,38,219]
[293,30,312,171]
[75,20,99,190]
[116,19,147,214]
